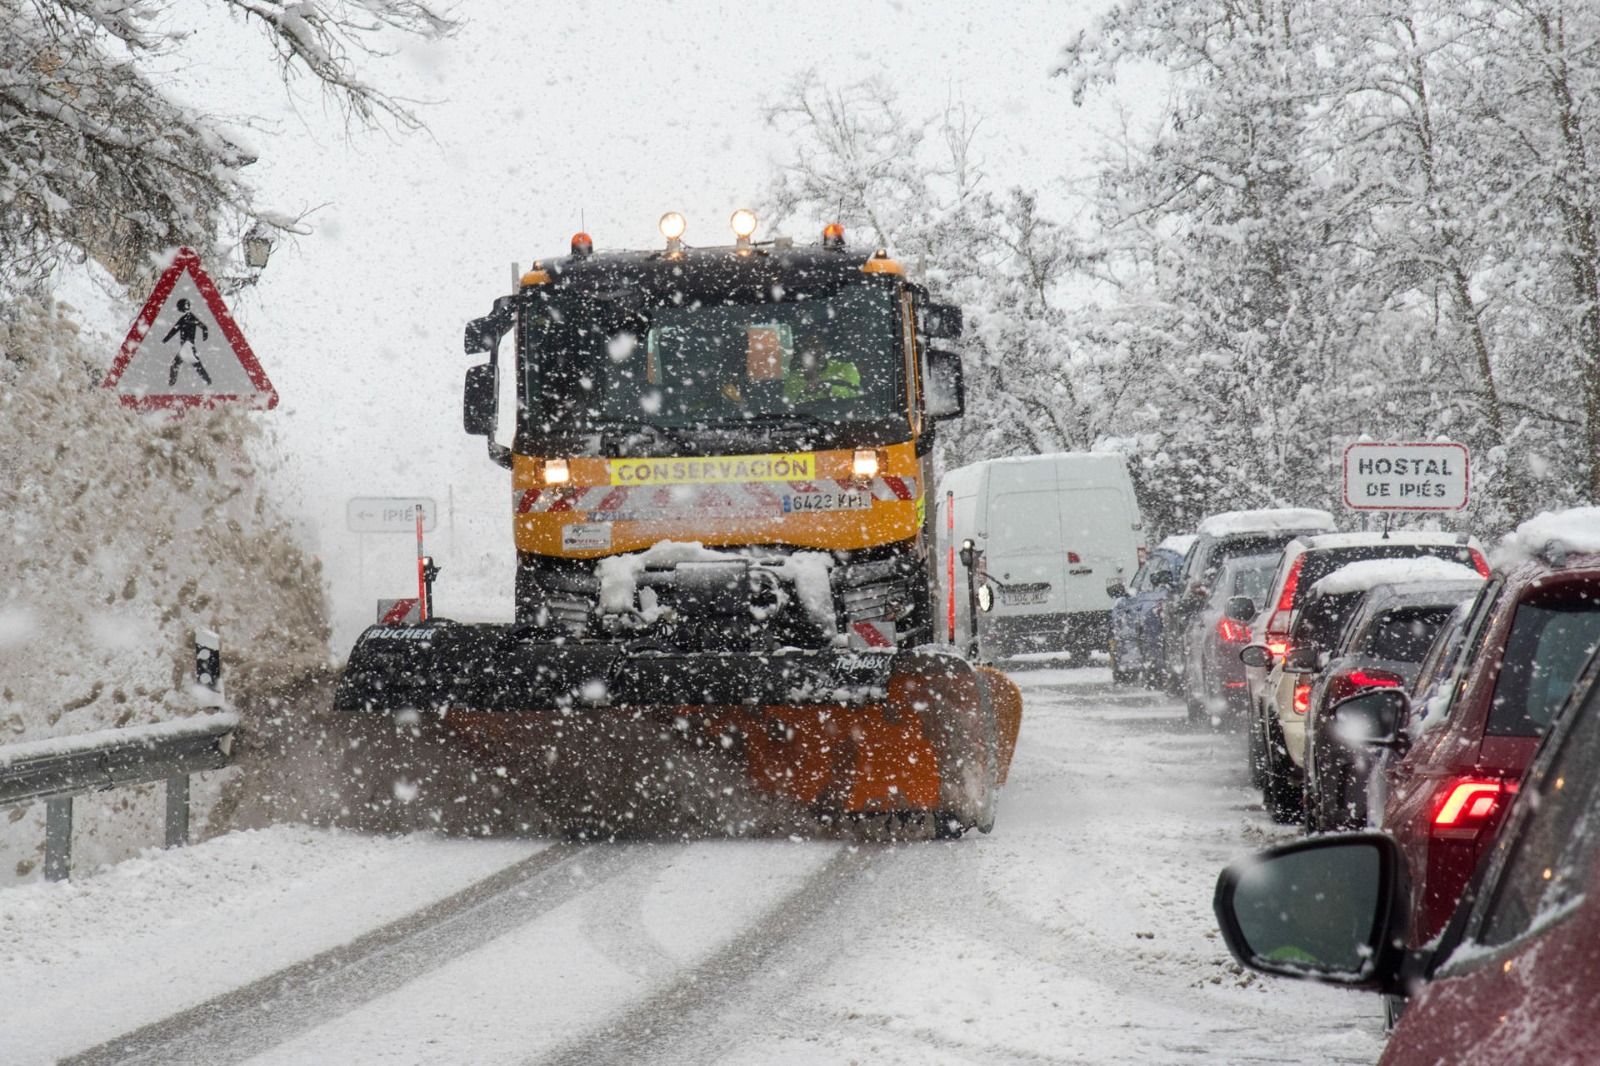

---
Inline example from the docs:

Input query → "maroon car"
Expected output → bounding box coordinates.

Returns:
[1212,604,1600,1064]
[1370,529,1600,946]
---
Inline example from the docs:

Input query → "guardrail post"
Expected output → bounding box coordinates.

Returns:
[165,775,191,848]
[44,797,72,881]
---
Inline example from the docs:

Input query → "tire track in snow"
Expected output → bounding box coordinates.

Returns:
[531,841,890,1066]
[64,842,650,1066]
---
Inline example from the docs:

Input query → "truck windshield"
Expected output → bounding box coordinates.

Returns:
[523,281,901,431]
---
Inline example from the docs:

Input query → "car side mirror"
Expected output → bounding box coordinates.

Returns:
[1107,580,1128,600]
[1214,832,1411,990]
[463,363,496,437]
[925,347,965,420]
[1149,570,1174,590]
[1283,646,1323,674]
[923,302,963,340]
[1225,596,1256,623]
[1331,689,1411,752]
[1239,644,1274,669]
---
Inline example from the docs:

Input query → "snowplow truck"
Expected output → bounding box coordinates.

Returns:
[334,214,1022,838]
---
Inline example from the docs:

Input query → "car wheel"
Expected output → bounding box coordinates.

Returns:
[1261,718,1303,824]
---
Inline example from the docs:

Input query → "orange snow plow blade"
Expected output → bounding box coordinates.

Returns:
[334,626,1022,838]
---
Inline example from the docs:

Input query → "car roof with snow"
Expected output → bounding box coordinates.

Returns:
[1194,508,1335,537]
[1157,533,1197,556]
[1490,506,1600,571]
[1309,557,1486,597]
[1292,529,1480,551]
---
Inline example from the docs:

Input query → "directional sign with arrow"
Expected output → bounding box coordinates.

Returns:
[347,498,436,534]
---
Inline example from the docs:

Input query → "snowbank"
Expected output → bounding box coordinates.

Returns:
[0,297,330,884]
[1491,506,1600,570]
[1311,557,1484,596]
[1195,508,1334,536]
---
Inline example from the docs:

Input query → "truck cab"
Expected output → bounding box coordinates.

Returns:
[461,215,965,649]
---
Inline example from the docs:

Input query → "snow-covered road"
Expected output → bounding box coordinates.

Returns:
[3,667,1387,1065]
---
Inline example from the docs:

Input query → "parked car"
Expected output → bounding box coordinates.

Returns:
[1161,508,1336,693]
[938,453,1144,663]
[1350,510,1600,947]
[1109,533,1194,685]
[1241,531,1488,822]
[1180,551,1279,723]
[1300,564,1484,832]
[1212,608,1600,1065]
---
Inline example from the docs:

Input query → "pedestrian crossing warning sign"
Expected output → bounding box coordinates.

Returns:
[102,247,278,411]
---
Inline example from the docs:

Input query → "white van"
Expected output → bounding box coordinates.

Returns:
[936,453,1144,663]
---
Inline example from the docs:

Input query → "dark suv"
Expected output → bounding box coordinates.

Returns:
[1161,508,1336,694]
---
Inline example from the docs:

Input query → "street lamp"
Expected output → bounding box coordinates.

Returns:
[243,226,274,271]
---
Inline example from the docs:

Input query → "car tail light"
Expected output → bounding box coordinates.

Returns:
[1068,551,1082,564]
[1267,638,1289,657]
[1216,617,1250,644]
[1293,679,1311,714]
[1468,548,1489,577]
[1276,555,1305,612]
[1433,778,1511,829]
[1326,667,1404,707]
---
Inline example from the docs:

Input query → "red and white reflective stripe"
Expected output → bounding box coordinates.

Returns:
[849,620,896,648]
[513,477,919,517]
[380,598,421,624]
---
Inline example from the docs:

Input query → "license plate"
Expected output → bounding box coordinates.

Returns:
[1000,584,1049,605]
[782,491,870,513]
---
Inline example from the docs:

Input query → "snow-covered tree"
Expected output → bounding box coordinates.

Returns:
[762,72,1099,467]
[0,0,455,296]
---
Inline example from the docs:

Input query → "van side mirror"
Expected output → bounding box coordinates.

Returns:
[925,348,965,420]
[463,363,496,437]
[1225,596,1256,622]
[923,302,963,340]
[1331,689,1411,752]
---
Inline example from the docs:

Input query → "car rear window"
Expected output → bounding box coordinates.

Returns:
[1201,533,1301,579]
[1362,606,1454,663]
[1488,587,1600,738]
[1294,544,1479,606]
[1292,591,1363,650]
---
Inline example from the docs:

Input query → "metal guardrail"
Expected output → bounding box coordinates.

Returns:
[0,630,238,881]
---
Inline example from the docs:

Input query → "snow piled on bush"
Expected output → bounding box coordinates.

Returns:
[0,297,330,883]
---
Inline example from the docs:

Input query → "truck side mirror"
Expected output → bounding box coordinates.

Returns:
[463,363,496,437]
[464,295,515,355]
[923,302,963,340]
[926,347,965,420]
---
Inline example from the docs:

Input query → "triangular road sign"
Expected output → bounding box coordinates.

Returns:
[102,247,278,411]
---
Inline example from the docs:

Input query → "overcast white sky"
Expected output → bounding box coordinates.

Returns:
[69,1,1164,644]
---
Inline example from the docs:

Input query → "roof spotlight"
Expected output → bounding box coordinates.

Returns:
[659,211,687,243]
[730,208,758,246]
